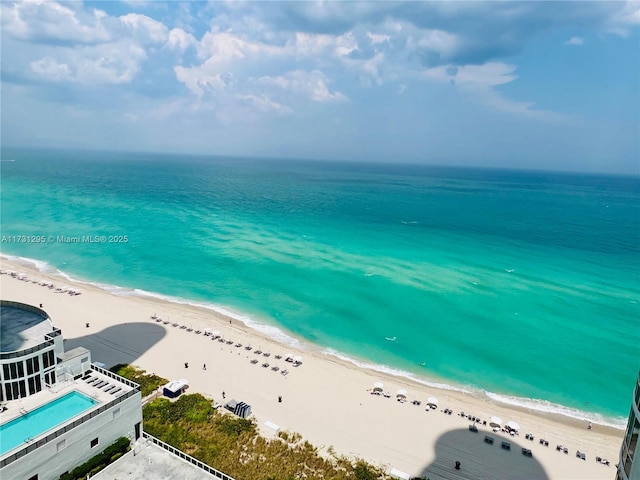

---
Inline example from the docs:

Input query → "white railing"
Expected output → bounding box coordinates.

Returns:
[142,432,235,480]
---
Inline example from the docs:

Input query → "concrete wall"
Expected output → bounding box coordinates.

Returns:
[56,348,91,381]
[1,391,142,480]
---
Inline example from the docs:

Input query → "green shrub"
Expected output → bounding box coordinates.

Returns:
[142,394,389,479]
[60,437,130,480]
[110,364,167,397]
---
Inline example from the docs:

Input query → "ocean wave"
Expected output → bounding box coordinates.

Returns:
[321,348,472,394]
[1,253,302,348]
[2,254,60,275]
[322,345,626,430]
[484,391,626,430]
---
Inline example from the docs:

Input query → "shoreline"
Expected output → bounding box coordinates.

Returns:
[0,255,625,478]
[1,253,626,430]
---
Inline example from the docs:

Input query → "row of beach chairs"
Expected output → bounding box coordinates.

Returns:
[84,375,123,396]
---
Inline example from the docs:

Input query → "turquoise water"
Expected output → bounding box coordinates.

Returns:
[1,148,638,425]
[0,390,97,454]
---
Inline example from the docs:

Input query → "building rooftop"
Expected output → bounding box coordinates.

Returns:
[0,303,52,352]
[92,439,221,480]
[0,368,137,459]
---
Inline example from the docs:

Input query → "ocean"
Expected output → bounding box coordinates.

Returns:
[1,148,638,426]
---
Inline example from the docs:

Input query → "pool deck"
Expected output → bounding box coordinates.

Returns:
[0,369,135,456]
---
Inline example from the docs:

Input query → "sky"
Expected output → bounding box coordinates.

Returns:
[1,1,639,174]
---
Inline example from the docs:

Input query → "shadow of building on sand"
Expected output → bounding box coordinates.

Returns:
[63,322,166,368]
[413,428,550,480]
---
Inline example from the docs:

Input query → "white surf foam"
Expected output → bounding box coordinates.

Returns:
[1,254,303,348]
[321,348,473,394]
[484,391,626,430]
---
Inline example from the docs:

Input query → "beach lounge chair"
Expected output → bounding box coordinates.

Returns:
[271,366,279,372]
[250,359,258,364]
[245,345,252,351]
[262,363,269,368]
[275,354,282,359]
[235,343,242,347]
[281,369,289,376]
[255,350,262,354]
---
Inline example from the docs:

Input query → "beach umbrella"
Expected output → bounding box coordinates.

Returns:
[490,416,503,427]
[396,389,407,399]
[507,421,520,431]
[373,382,384,392]
[284,353,294,361]
[427,396,439,407]
[293,356,303,364]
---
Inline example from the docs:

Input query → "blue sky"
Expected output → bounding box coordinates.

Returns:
[1,1,639,174]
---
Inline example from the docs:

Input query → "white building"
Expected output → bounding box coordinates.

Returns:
[0,300,142,480]
[617,371,640,480]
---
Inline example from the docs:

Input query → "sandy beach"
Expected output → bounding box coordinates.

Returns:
[0,257,623,479]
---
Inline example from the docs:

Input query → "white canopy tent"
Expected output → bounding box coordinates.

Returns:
[426,396,439,407]
[490,416,503,427]
[507,421,520,431]
[396,389,407,401]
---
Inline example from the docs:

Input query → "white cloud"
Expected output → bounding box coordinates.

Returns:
[119,13,169,44]
[236,94,292,114]
[565,36,584,46]
[367,32,390,45]
[258,70,347,103]
[1,1,114,44]
[408,29,460,59]
[29,57,71,81]
[605,0,640,34]
[29,40,147,84]
[290,32,336,56]
[424,62,517,88]
[423,62,568,121]
[166,28,197,52]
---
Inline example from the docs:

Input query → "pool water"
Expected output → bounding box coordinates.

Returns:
[0,391,97,455]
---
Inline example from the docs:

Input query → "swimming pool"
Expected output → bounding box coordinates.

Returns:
[0,391,97,455]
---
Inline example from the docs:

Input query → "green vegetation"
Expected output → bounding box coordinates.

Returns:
[110,364,167,396]
[143,393,389,480]
[59,437,130,480]
[109,365,388,478]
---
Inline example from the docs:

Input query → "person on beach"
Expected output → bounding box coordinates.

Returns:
[222,391,226,399]
[184,362,189,368]
[203,364,206,370]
